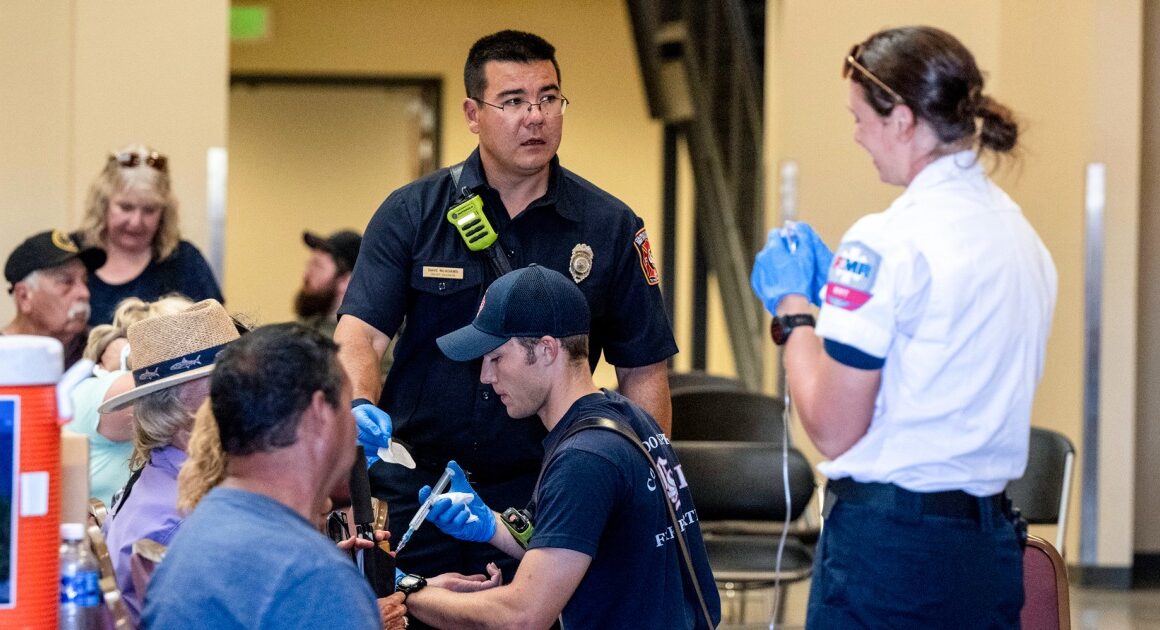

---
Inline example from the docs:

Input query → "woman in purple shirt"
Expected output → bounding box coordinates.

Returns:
[98,300,239,624]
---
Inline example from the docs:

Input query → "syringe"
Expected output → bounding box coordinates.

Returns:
[395,465,455,554]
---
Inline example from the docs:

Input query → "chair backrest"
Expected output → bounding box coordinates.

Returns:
[1021,534,1071,630]
[675,440,814,522]
[89,497,109,529]
[670,389,788,443]
[1006,427,1075,552]
[87,524,132,629]
[668,370,746,395]
[130,538,168,608]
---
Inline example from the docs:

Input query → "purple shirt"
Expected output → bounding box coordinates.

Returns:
[103,445,187,624]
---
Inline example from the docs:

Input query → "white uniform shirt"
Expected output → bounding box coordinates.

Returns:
[815,151,1057,496]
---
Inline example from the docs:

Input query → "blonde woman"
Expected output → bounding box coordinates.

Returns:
[76,143,222,325]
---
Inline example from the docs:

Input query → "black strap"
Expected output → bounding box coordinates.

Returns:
[536,417,715,629]
[449,161,470,200]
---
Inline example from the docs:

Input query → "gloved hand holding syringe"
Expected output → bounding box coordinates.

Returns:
[395,465,454,554]
[396,460,498,555]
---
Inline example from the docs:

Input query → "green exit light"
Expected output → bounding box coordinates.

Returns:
[230,6,269,41]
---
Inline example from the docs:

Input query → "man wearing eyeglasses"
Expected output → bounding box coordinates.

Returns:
[335,29,677,592]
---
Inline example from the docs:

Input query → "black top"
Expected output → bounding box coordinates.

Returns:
[340,148,677,481]
[86,240,223,326]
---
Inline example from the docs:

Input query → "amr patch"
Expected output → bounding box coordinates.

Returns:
[633,228,660,286]
[824,241,881,311]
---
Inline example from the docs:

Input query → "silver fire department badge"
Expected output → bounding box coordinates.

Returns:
[569,243,593,283]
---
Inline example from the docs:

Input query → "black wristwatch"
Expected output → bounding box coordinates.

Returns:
[397,573,427,598]
[770,314,816,346]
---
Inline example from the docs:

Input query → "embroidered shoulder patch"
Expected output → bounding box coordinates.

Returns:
[633,228,660,286]
[824,241,881,311]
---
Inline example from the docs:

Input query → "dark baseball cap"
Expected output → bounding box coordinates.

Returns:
[437,265,590,361]
[5,230,106,290]
[303,230,361,272]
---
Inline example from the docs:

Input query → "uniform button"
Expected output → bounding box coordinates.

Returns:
[438,281,447,291]
[481,390,490,400]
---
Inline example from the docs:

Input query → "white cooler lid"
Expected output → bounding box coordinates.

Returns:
[0,335,63,385]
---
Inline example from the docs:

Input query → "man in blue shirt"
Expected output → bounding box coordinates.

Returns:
[393,265,719,629]
[142,324,386,629]
[335,29,677,583]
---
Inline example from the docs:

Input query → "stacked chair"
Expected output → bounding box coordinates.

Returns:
[669,374,817,625]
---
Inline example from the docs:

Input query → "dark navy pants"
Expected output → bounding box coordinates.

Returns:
[806,480,1024,629]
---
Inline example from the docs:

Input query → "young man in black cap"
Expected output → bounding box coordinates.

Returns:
[3,229,106,369]
[397,265,719,630]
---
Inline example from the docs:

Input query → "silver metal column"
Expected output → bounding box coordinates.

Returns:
[1081,162,1105,564]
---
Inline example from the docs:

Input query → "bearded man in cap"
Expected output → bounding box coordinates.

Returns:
[3,229,105,369]
[100,299,240,624]
[296,229,362,337]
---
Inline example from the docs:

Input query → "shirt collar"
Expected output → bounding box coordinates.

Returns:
[149,444,188,476]
[905,149,984,193]
[460,148,576,222]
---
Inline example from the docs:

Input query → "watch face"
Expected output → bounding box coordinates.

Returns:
[770,317,789,345]
[398,574,425,593]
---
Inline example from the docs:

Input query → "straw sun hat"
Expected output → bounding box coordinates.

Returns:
[98,299,239,413]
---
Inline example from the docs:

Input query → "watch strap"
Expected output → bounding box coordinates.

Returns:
[772,313,816,345]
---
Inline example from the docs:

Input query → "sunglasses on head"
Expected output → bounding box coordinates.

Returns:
[843,44,905,106]
[109,151,168,173]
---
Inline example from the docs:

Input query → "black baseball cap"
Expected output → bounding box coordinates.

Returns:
[303,230,362,272]
[5,230,106,290]
[437,265,590,361]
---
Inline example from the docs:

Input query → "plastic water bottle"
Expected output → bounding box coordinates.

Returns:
[59,523,100,630]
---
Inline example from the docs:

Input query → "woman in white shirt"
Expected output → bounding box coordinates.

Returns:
[751,25,1057,628]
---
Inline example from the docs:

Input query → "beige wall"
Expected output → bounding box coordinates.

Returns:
[0,0,228,325]
[767,0,1144,566]
[230,0,662,386]
[226,83,425,323]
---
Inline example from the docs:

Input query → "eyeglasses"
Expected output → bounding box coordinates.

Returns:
[474,94,569,118]
[843,44,905,106]
[109,151,168,173]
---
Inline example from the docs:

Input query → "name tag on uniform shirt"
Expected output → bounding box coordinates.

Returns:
[824,241,881,311]
[422,266,464,280]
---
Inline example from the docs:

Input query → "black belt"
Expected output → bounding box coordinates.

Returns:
[827,477,1005,522]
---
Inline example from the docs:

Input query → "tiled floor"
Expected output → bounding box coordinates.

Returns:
[718,582,1160,629]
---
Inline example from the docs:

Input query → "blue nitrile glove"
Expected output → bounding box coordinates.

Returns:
[751,224,812,314]
[352,399,392,467]
[794,222,835,306]
[395,567,406,586]
[417,460,497,543]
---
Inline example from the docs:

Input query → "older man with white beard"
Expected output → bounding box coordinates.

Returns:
[4,229,106,369]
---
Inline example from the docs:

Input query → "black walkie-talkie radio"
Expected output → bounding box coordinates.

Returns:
[446,163,513,278]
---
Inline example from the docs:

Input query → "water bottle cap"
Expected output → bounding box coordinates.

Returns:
[60,522,85,541]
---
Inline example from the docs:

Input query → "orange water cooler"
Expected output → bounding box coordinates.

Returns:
[0,336,63,628]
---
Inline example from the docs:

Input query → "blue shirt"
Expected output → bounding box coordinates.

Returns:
[530,390,721,629]
[142,487,380,630]
[87,240,223,325]
[341,148,677,483]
